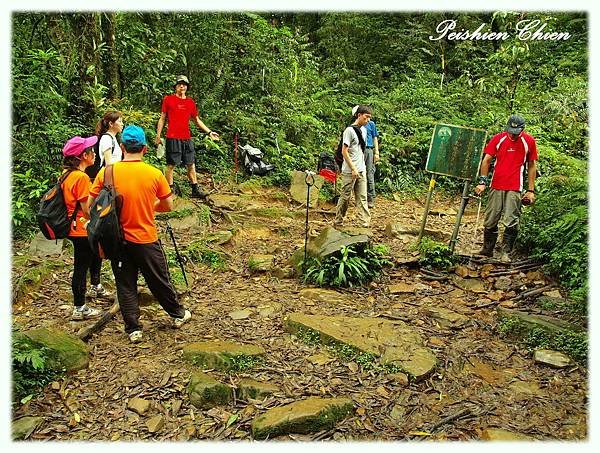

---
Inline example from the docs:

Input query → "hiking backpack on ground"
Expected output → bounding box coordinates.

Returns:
[87,165,125,261]
[85,133,114,180]
[334,125,366,170]
[239,144,276,176]
[317,151,338,173]
[37,170,80,240]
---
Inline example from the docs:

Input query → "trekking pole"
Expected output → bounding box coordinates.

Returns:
[234,131,239,184]
[303,171,316,268]
[165,220,189,287]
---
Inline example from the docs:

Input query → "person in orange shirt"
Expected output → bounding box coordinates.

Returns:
[60,136,112,320]
[89,125,191,343]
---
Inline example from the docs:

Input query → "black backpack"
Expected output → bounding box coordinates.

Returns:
[85,133,114,180]
[240,144,276,176]
[87,165,125,261]
[37,169,80,240]
[334,125,366,170]
[317,152,338,173]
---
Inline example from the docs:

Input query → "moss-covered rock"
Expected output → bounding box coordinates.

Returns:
[182,341,265,371]
[12,416,44,440]
[237,379,279,400]
[251,397,354,440]
[284,313,436,381]
[188,372,233,409]
[21,328,88,372]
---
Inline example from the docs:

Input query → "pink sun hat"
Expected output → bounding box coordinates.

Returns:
[62,136,98,157]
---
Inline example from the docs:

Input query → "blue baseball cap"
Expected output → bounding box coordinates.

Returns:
[122,125,147,147]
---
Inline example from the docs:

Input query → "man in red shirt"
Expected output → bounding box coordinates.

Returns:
[474,115,538,260]
[155,75,220,198]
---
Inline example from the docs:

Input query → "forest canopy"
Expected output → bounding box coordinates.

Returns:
[10,11,588,298]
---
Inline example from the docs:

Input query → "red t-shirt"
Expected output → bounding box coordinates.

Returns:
[61,170,91,238]
[90,161,172,244]
[484,131,538,191]
[161,94,198,139]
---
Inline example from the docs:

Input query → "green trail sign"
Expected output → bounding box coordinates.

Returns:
[425,124,487,180]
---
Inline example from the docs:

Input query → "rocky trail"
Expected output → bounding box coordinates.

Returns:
[11,173,587,441]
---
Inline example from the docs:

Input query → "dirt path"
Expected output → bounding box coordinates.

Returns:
[12,182,587,441]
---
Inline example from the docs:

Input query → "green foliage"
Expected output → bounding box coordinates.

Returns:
[10,12,588,313]
[497,317,587,364]
[519,145,587,294]
[294,326,321,347]
[227,354,264,372]
[184,242,227,270]
[414,237,457,270]
[302,244,391,288]
[12,334,63,405]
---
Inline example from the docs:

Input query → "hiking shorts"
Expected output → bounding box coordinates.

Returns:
[166,138,195,166]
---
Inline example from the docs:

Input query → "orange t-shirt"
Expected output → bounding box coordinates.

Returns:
[61,170,91,238]
[89,161,172,244]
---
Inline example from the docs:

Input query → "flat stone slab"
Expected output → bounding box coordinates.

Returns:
[12,416,44,440]
[208,194,244,210]
[205,230,233,245]
[480,428,534,441]
[497,307,584,334]
[534,349,572,368]
[289,170,324,207]
[182,341,265,371]
[424,306,470,329]
[188,372,233,409]
[20,328,88,372]
[284,313,436,380]
[127,397,151,415]
[248,254,274,272]
[238,379,280,400]
[389,282,414,294]
[385,223,451,242]
[298,288,349,304]
[251,396,354,440]
[28,232,63,256]
[452,276,488,293]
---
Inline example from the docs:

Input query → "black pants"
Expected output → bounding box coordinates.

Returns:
[69,236,102,307]
[111,240,185,334]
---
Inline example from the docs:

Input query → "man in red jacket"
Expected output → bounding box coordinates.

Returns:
[155,75,220,198]
[474,115,538,261]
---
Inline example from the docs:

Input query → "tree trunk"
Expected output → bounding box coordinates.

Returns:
[102,12,121,100]
[67,13,101,120]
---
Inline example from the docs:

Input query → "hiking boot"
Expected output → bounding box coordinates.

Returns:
[129,330,143,343]
[173,309,192,329]
[87,283,112,299]
[499,226,518,263]
[190,184,207,199]
[476,228,498,257]
[71,304,101,320]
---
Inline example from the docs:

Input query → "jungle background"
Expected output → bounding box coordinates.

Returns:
[11,10,588,310]
[7,10,591,442]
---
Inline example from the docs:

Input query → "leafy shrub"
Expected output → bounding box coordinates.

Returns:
[519,145,587,294]
[414,237,457,270]
[302,244,391,288]
[497,317,588,364]
[12,334,63,405]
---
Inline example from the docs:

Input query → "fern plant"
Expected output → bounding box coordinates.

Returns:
[12,334,62,405]
[302,244,391,288]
